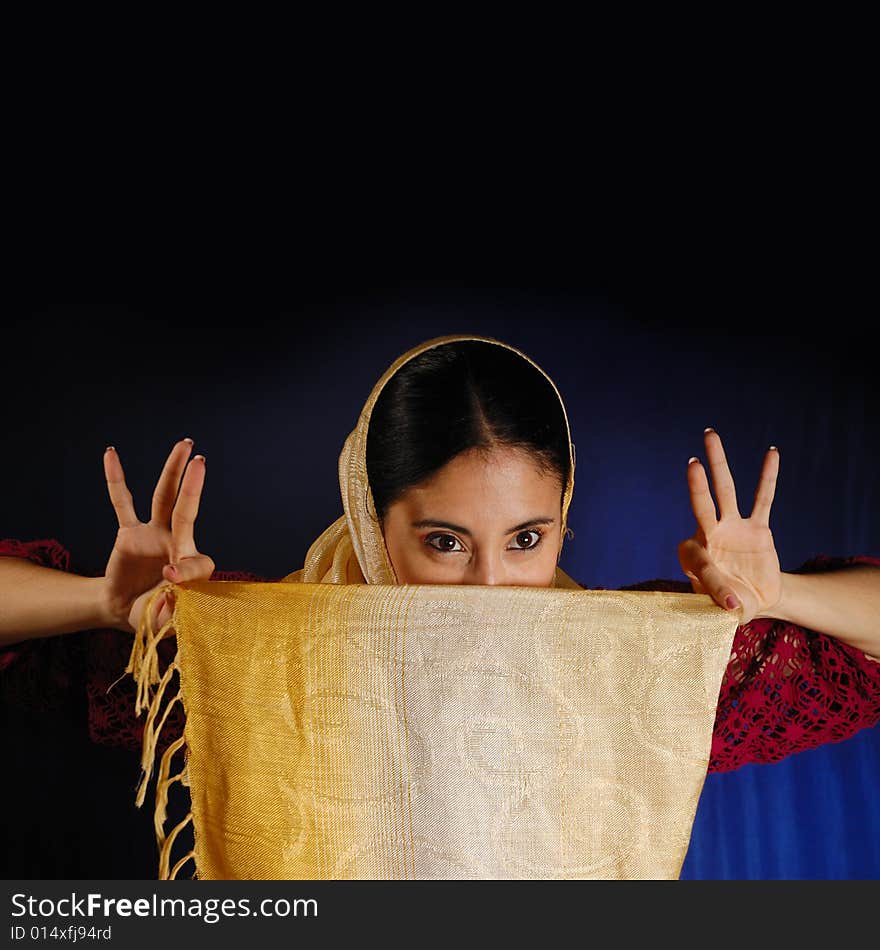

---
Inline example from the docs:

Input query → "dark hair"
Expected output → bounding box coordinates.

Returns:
[366,340,571,522]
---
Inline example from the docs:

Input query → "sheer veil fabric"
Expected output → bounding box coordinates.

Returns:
[283,334,581,587]
[128,335,739,880]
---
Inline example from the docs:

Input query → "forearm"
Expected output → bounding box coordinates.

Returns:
[0,557,122,647]
[762,565,880,657]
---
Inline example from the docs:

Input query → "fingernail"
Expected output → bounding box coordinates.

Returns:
[183,437,194,445]
[688,456,700,465]
[725,594,740,610]
[105,445,115,453]
[168,565,180,579]
[704,427,715,434]
[769,445,778,452]
[193,454,206,463]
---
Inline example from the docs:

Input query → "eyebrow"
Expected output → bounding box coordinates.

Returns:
[410,517,556,537]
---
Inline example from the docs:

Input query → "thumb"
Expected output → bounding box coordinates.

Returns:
[678,539,742,613]
[163,553,216,584]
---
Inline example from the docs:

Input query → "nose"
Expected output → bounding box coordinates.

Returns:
[466,552,506,586]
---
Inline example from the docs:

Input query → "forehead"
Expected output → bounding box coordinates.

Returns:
[398,447,561,513]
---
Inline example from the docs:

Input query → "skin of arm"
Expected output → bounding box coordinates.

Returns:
[765,564,880,659]
[0,557,127,646]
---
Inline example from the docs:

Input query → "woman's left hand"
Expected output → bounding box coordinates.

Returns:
[677,428,783,623]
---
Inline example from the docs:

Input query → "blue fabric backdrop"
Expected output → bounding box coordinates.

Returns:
[5,286,878,878]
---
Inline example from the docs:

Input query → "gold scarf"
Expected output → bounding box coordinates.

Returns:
[129,335,739,880]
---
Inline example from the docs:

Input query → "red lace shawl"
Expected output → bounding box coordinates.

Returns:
[1,537,878,773]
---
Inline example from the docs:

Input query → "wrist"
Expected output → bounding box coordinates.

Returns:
[756,571,799,623]
[93,576,135,633]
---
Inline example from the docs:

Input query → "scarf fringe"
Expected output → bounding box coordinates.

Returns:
[159,812,194,880]
[154,734,187,845]
[127,583,197,881]
[170,850,197,881]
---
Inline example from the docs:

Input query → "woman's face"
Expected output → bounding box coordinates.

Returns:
[382,445,564,587]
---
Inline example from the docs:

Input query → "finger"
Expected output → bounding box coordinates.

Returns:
[154,588,177,630]
[156,594,175,631]
[170,455,206,557]
[150,438,195,525]
[687,457,717,534]
[750,445,779,527]
[704,428,741,520]
[679,540,742,612]
[687,574,707,595]
[163,552,216,584]
[695,562,742,612]
[682,566,707,594]
[678,539,707,593]
[103,446,140,528]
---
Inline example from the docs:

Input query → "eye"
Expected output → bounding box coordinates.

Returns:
[425,533,466,553]
[509,529,543,551]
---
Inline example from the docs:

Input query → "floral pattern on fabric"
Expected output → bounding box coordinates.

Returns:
[2,538,878,773]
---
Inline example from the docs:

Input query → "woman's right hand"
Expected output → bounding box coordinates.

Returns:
[101,438,215,635]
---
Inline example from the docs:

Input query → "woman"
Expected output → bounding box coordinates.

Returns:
[2,334,879,855]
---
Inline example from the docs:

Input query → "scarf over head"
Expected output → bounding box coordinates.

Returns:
[282,333,582,587]
[128,334,739,880]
